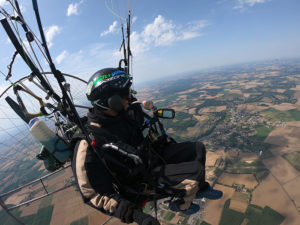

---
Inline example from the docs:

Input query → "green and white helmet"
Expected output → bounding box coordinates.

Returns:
[86,68,132,111]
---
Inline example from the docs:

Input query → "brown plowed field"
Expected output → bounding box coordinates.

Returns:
[4,183,42,206]
[188,107,196,114]
[276,89,286,93]
[265,127,300,149]
[205,184,235,225]
[286,121,300,128]
[88,211,111,225]
[206,151,223,167]
[106,217,137,225]
[263,156,299,184]
[266,132,300,157]
[178,88,198,94]
[20,201,40,217]
[229,89,243,94]
[50,186,103,225]
[200,106,226,113]
[229,200,248,213]
[283,176,300,207]
[217,173,258,189]
[200,94,224,99]
[237,104,268,113]
[251,174,300,225]
[193,114,209,121]
[229,192,249,213]
[200,84,221,89]
[271,103,296,111]
[291,85,300,91]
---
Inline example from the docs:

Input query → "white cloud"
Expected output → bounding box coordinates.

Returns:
[113,49,123,58]
[180,20,209,40]
[130,31,148,55]
[132,16,137,24]
[44,25,61,48]
[55,16,208,84]
[0,0,7,6]
[100,21,118,37]
[55,43,117,80]
[56,50,68,64]
[131,15,209,55]
[0,84,9,95]
[234,0,270,9]
[67,0,84,16]
[142,15,176,46]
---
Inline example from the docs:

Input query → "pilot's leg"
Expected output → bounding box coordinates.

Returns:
[161,141,208,189]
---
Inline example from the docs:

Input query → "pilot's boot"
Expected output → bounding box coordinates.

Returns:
[168,200,200,215]
[195,185,223,200]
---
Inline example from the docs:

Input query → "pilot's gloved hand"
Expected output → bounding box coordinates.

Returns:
[132,209,160,225]
[114,198,137,223]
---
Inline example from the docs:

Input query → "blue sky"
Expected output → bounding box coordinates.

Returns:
[1,0,300,91]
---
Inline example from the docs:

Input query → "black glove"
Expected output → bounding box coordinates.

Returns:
[115,199,136,223]
[132,210,160,225]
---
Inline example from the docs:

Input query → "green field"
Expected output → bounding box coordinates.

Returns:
[219,201,285,225]
[245,204,284,225]
[200,221,211,225]
[163,111,198,131]
[1,204,54,225]
[288,109,300,120]
[259,148,274,159]
[260,206,285,225]
[163,211,175,221]
[252,125,272,142]
[283,151,300,171]
[39,194,54,209]
[21,205,54,225]
[219,200,244,225]
[70,216,88,225]
[143,201,154,213]
[0,207,22,225]
[261,108,300,122]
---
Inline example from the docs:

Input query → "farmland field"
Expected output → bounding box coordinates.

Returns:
[251,174,300,225]
[263,156,299,184]
[229,192,250,213]
[205,184,235,225]
[217,173,258,189]
[283,151,300,171]
[219,200,244,225]
[283,176,300,207]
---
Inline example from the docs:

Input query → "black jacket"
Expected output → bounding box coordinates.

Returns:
[72,104,149,223]
[87,104,145,148]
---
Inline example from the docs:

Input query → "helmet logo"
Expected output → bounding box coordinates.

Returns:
[87,70,130,97]
[94,73,129,88]
[93,70,125,86]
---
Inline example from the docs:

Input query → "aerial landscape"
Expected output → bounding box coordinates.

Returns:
[1,0,300,224]
[137,59,300,225]
[1,59,300,225]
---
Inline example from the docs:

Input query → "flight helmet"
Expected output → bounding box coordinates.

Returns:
[86,68,132,112]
